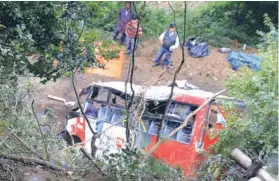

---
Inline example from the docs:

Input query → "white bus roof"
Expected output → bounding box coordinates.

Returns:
[93,81,231,101]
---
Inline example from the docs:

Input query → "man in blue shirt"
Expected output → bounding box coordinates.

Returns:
[113,2,132,45]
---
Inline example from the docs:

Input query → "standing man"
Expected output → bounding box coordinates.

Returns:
[125,15,143,56]
[113,2,132,45]
[152,23,179,70]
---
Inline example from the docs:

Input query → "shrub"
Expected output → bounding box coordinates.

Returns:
[197,15,278,180]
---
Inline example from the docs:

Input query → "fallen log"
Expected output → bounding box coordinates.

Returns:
[0,153,68,172]
[230,148,277,181]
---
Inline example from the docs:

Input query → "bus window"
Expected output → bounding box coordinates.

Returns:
[140,119,150,132]
[162,120,180,140]
[146,100,167,114]
[110,91,126,107]
[148,120,162,135]
[91,86,109,102]
[84,101,100,118]
[176,119,194,144]
[168,102,195,120]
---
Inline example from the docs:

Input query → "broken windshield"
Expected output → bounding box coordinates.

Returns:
[90,86,109,103]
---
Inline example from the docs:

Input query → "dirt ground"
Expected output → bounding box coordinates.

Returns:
[32,39,258,130]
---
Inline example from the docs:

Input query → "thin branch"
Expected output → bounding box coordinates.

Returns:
[124,2,147,146]
[156,1,187,141]
[145,89,227,159]
[31,100,50,161]
[0,136,8,146]
[71,71,97,159]
[71,71,96,135]
[75,18,87,45]
[80,148,106,176]
[10,132,44,160]
[0,153,68,172]
[3,142,13,154]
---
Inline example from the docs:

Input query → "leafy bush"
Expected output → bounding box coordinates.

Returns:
[197,15,278,180]
[0,77,99,179]
[186,1,278,46]
[140,8,173,39]
[99,40,120,60]
[102,147,186,181]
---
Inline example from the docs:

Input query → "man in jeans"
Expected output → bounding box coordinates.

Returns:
[113,2,131,45]
[152,23,179,70]
[125,15,143,56]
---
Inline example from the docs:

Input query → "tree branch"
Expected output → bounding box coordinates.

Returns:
[31,100,50,161]
[0,153,68,172]
[156,1,188,141]
[80,148,106,176]
[71,71,97,159]
[71,71,96,135]
[75,18,87,45]
[124,2,147,146]
[145,89,227,159]
[10,132,44,160]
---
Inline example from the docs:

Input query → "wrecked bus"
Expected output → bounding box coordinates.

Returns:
[62,81,244,178]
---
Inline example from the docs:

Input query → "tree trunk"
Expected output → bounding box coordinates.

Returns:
[230,148,278,181]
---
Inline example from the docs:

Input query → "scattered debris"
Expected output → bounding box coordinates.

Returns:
[167,80,199,90]
[219,47,231,54]
[213,77,218,81]
[228,51,262,71]
[47,95,76,107]
[185,38,209,58]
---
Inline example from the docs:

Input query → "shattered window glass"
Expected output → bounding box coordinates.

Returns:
[177,119,194,144]
[162,120,180,140]
[110,90,126,107]
[84,100,100,118]
[148,120,161,135]
[91,86,109,102]
[146,100,167,114]
[168,102,193,119]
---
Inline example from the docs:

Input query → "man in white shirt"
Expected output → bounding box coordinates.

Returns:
[152,23,179,70]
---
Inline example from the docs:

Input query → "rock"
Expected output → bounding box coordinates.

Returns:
[24,172,31,176]
[28,176,45,181]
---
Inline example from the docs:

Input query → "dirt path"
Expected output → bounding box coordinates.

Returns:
[32,39,248,129]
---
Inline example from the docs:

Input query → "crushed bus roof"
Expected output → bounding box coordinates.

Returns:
[93,81,232,101]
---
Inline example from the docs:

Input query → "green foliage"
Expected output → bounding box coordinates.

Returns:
[197,15,278,180]
[99,40,120,60]
[85,2,123,32]
[100,49,120,60]
[187,1,278,46]
[64,71,71,77]
[0,78,98,179]
[102,147,185,180]
[0,2,98,83]
[140,8,173,39]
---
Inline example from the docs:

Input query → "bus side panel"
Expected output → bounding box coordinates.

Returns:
[143,135,205,178]
[66,117,86,143]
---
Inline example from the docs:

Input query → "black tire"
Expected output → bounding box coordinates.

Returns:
[58,130,73,145]
[72,135,82,144]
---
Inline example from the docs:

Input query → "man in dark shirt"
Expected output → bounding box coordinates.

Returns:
[152,23,179,70]
[113,2,132,45]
